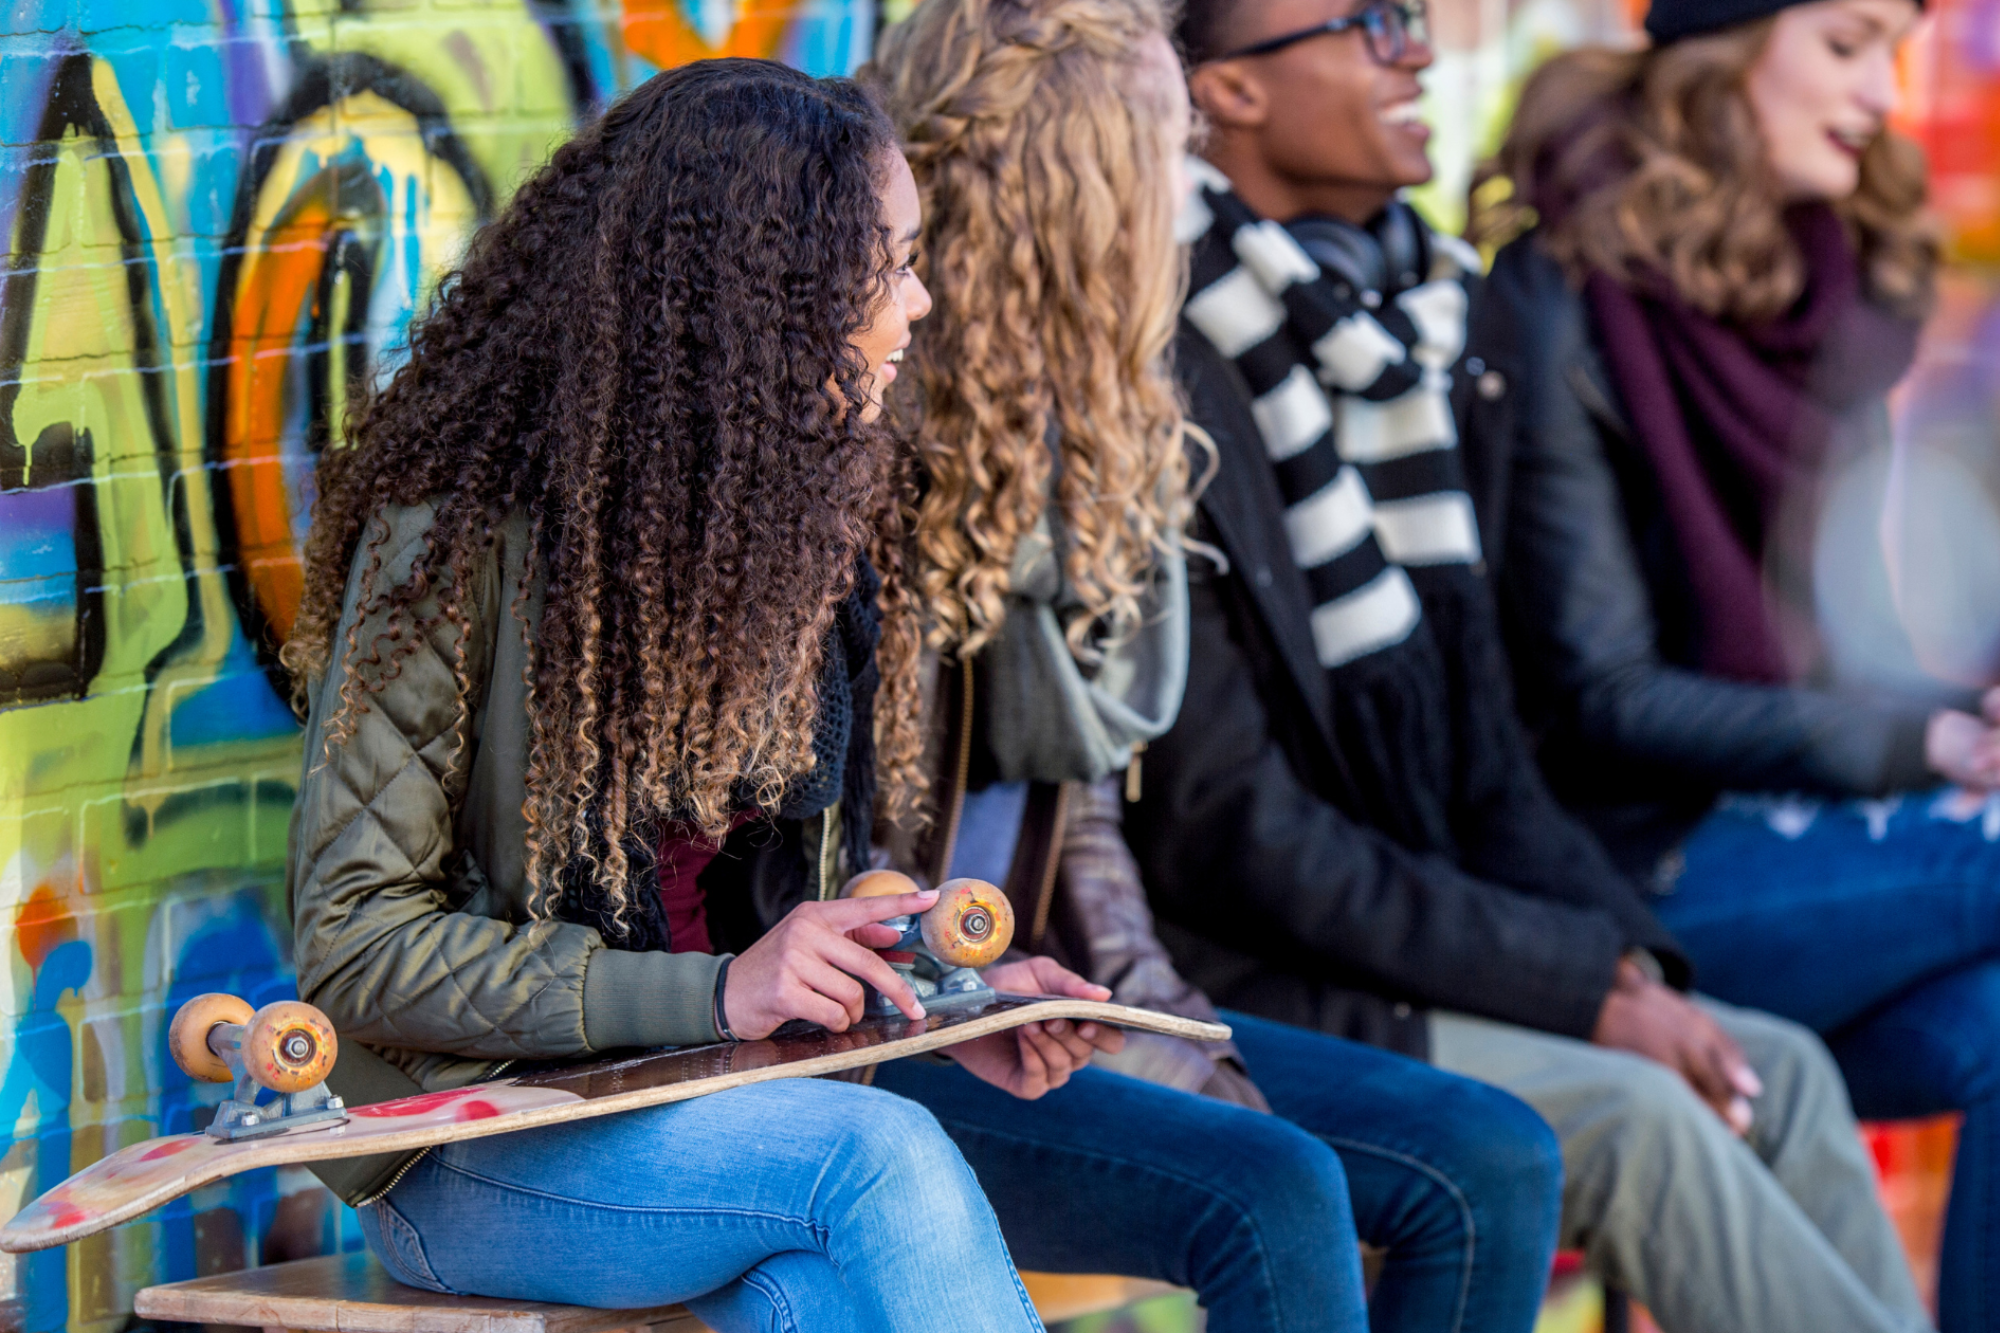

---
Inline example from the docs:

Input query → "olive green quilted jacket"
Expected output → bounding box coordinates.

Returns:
[286,503,726,1203]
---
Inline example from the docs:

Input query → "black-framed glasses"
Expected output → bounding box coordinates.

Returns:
[1212,0,1431,66]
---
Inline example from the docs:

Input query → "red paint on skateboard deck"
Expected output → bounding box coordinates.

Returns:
[2,995,1228,1253]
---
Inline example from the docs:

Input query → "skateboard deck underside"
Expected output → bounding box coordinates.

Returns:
[3,996,1228,1252]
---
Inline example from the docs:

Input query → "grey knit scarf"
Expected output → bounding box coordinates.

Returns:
[979,505,1189,785]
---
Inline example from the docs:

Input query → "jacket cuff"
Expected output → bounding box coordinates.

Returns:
[582,947,728,1050]
[1514,926,1625,1041]
[1880,706,1936,791]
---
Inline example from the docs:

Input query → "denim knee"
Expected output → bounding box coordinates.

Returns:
[1225,1113,1357,1232]
[1400,1071,1563,1178]
[1443,1082,1564,1225]
[1837,961,2000,1114]
[818,1085,985,1220]
[833,1085,959,1169]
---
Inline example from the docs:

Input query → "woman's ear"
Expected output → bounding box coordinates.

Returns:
[1188,60,1268,132]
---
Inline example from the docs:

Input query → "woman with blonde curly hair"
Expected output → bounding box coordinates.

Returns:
[1468,0,2000,1324]
[863,2,1565,1328]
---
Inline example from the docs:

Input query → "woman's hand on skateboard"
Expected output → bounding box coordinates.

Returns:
[722,890,938,1039]
[950,957,1126,1100]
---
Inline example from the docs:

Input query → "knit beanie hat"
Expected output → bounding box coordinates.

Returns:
[1645,0,1919,42]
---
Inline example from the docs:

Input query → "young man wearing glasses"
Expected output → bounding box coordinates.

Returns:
[1131,2,1933,1330]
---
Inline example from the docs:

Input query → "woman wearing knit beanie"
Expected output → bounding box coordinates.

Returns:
[1462,2,2000,1328]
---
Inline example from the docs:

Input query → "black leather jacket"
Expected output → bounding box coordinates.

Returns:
[1464,236,1939,875]
[1129,313,1687,1058]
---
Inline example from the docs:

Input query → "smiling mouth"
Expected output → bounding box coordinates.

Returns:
[1828,126,1874,157]
[886,349,904,363]
[1380,100,1427,131]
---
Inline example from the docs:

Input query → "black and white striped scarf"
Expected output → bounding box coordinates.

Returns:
[1180,161,1481,669]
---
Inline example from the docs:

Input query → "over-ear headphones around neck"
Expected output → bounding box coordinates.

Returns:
[1283,199,1432,303]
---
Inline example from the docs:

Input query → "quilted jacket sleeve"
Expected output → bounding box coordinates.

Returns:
[287,504,723,1062]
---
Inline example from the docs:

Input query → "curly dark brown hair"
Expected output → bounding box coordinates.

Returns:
[282,59,926,926]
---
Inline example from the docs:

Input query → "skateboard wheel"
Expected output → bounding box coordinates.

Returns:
[242,1001,337,1095]
[169,993,255,1083]
[921,878,1013,969]
[841,869,920,899]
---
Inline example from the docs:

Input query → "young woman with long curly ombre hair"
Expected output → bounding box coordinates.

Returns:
[1468,0,2000,1325]
[862,4,1567,1329]
[281,59,1085,1332]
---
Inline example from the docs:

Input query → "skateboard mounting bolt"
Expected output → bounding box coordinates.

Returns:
[961,908,992,941]
[281,1033,315,1063]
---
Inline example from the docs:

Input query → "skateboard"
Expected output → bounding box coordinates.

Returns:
[1,875,1228,1254]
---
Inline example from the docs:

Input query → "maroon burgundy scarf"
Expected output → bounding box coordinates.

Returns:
[1585,205,1921,682]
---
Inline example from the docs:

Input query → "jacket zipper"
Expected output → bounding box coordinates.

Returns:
[350,1060,515,1207]
[817,803,841,901]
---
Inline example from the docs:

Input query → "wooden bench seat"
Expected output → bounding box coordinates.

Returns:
[133,1252,1183,1332]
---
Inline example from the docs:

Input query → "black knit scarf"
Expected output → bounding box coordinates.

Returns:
[554,557,883,949]
[1181,163,1482,671]
[1181,168,1511,859]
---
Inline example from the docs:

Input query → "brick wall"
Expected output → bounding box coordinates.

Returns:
[2,2,1994,1332]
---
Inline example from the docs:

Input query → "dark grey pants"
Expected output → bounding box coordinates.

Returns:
[1432,998,1932,1333]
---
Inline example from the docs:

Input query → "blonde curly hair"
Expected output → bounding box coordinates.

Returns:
[869,0,1192,661]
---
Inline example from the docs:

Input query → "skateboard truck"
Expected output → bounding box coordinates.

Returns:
[170,996,348,1141]
[842,873,1016,1017]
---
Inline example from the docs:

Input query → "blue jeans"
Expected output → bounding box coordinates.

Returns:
[1666,791,2000,1333]
[874,1010,1563,1333]
[358,1078,1044,1333]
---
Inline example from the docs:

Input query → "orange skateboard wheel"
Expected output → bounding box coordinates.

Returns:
[841,869,920,899]
[922,878,1013,969]
[242,1001,337,1095]
[168,993,255,1083]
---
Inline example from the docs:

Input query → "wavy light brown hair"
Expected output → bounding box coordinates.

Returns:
[283,60,925,926]
[1470,23,1937,322]
[869,0,1191,660]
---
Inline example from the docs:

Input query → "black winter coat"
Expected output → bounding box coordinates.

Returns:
[1128,315,1687,1058]
[1462,236,1939,877]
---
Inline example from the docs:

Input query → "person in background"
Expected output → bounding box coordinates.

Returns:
[283,59,1081,1333]
[1128,0,1936,1328]
[866,0,1566,1328]
[1465,0,2000,1325]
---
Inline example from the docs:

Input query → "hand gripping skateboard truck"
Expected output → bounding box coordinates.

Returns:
[168,995,348,1141]
[842,871,1014,1016]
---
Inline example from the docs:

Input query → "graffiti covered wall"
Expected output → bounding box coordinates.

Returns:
[2,0,1996,1330]
[0,2,872,1328]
